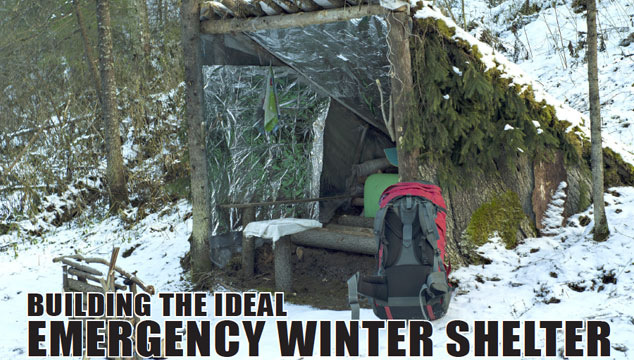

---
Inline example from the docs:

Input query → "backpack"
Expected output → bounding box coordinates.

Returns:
[347,182,453,320]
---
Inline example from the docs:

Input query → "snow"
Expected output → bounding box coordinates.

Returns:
[412,0,634,166]
[3,186,634,358]
[243,218,322,243]
[504,124,515,130]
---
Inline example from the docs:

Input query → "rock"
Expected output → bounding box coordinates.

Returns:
[618,32,634,47]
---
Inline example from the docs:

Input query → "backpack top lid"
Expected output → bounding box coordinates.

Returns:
[379,182,446,210]
[378,182,448,263]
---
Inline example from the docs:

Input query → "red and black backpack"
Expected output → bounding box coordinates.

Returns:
[348,182,453,320]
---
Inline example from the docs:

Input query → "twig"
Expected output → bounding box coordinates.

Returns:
[376,79,395,141]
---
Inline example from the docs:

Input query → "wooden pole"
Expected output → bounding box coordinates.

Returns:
[182,0,214,278]
[274,236,293,292]
[219,194,352,209]
[290,226,376,255]
[200,4,389,34]
[241,206,256,277]
[387,11,419,182]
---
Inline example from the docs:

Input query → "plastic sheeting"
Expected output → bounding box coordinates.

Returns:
[247,15,391,128]
[203,66,329,262]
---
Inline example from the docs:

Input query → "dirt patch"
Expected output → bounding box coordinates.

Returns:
[201,243,376,310]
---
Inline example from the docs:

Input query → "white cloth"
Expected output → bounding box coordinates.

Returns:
[243,218,322,243]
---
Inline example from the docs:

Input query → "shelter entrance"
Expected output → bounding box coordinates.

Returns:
[202,11,402,268]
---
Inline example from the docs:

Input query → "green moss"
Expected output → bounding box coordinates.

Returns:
[578,180,592,211]
[602,147,634,187]
[408,17,585,186]
[466,191,527,249]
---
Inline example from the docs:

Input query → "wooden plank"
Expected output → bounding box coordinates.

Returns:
[67,278,104,293]
[201,4,390,34]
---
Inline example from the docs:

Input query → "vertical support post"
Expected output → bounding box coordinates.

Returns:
[387,11,419,182]
[274,235,292,293]
[241,206,256,277]
[182,0,213,280]
[62,265,69,291]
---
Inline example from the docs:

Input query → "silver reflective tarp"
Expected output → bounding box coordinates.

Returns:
[202,15,393,266]
[203,66,328,245]
[247,15,390,127]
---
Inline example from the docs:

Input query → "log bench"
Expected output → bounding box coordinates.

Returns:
[221,195,377,293]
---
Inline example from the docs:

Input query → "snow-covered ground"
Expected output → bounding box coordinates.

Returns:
[2,186,634,358]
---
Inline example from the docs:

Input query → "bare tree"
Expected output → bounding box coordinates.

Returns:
[136,0,151,63]
[181,0,213,278]
[96,0,129,210]
[587,0,609,241]
[73,0,101,100]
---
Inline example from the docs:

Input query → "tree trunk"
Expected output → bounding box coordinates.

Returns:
[387,11,419,182]
[181,0,213,278]
[586,0,609,241]
[96,0,128,211]
[73,0,101,100]
[158,0,164,28]
[136,0,151,63]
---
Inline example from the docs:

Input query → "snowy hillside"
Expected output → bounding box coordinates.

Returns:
[460,0,634,150]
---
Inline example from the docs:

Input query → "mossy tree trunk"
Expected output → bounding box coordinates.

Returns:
[586,0,609,241]
[96,0,128,211]
[181,0,213,278]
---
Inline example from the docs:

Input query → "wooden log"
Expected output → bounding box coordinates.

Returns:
[245,2,266,16]
[352,158,392,178]
[258,0,286,15]
[203,1,234,18]
[336,215,374,228]
[241,207,256,277]
[290,226,376,254]
[67,268,126,291]
[67,278,104,293]
[275,236,292,292]
[217,0,257,17]
[320,0,345,9]
[293,0,320,11]
[272,0,301,13]
[387,11,419,182]
[55,258,103,276]
[201,4,390,34]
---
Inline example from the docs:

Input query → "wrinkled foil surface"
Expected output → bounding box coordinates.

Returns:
[248,15,390,126]
[204,66,328,241]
